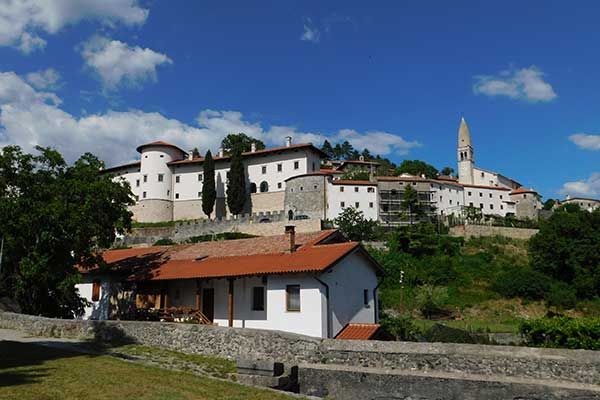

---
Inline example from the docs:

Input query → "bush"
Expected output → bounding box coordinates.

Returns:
[185,232,256,243]
[491,268,551,300]
[520,316,600,350]
[153,238,175,246]
[545,283,577,309]
[415,285,449,319]
[379,313,421,341]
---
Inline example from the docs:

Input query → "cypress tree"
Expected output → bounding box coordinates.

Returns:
[202,150,216,218]
[226,148,246,216]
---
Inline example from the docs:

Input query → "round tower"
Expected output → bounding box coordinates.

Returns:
[136,141,187,222]
[457,117,474,185]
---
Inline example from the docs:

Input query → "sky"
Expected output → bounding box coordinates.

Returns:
[0,0,599,200]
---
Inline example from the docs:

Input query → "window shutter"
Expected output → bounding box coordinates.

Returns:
[92,280,101,302]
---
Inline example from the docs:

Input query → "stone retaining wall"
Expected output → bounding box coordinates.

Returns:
[449,224,539,240]
[2,311,600,387]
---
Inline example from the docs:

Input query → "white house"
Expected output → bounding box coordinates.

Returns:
[77,228,383,339]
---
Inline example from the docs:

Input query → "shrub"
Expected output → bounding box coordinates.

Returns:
[379,313,421,341]
[491,268,551,300]
[545,283,577,310]
[153,238,175,246]
[520,316,600,350]
[415,285,449,319]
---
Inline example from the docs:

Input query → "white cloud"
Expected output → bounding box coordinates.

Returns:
[473,66,557,103]
[569,133,600,151]
[81,36,173,90]
[0,72,419,166]
[26,68,62,90]
[559,173,600,197]
[300,18,320,43]
[0,0,148,53]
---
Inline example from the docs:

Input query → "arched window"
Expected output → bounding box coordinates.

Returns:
[288,210,294,221]
[250,183,257,193]
[260,181,269,193]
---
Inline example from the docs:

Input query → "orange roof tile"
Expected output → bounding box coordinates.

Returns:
[335,323,381,340]
[332,180,376,186]
[133,242,360,281]
[510,187,538,195]
[136,141,187,154]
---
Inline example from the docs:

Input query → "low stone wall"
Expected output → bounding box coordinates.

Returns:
[2,311,600,387]
[450,224,539,240]
[123,217,321,246]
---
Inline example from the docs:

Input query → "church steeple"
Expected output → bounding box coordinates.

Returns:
[457,117,474,185]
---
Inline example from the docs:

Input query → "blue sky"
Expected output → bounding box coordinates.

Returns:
[1,0,599,200]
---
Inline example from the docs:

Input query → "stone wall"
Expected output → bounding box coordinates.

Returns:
[284,175,328,221]
[449,224,539,240]
[130,199,174,223]
[2,311,600,387]
[250,191,286,214]
[122,214,321,246]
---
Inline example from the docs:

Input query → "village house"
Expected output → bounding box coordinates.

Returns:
[77,228,383,339]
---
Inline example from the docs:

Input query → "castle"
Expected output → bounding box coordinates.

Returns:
[106,118,541,224]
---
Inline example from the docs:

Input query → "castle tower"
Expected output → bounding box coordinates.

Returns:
[457,117,474,185]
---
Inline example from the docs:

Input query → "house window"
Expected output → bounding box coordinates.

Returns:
[300,186,303,191]
[500,205,504,210]
[175,176,180,183]
[286,285,300,311]
[367,187,375,193]
[260,181,269,192]
[355,202,360,208]
[136,179,140,187]
[198,192,202,198]
[252,287,265,311]
[312,162,316,171]
[143,191,147,199]
[175,193,179,199]
[92,280,101,302]
[479,203,483,209]
[143,175,148,183]
[479,192,482,197]
[167,190,170,196]
[277,182,282,189]
[481,172,485,178]
[468,191,472,196]
[341,201,345,208]
[363,289,369,306]
[262,165,267,174]
[277,163,282,172]
[490,204,494,210]
[250,183,257,193]
[489,193,492,198]
[135,195,139,201]
[158,174,164,182]
[469,202,473,207]
[294,161,299,170]
[450,199,453,205]
[354,187,359,193]
[369,202,374,208]
[500,195,503,199]
[340,187,344,192]
[524,194,527,198]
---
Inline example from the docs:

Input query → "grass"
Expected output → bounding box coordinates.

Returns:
[0,341,294,400]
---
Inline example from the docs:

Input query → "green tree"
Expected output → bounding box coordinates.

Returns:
[202,150,216,218]
[395,160,439,179]
[221,133,265,153]
[401,184,420,224]
[226,148,246,216]
[529,205,600,298]
[440,167,454,176]
[0,146,133,318]
[333,207,378,241]
[361,148,373,160]
[543,199,556,210]
[341,169,370,181]
[321,140,335,160]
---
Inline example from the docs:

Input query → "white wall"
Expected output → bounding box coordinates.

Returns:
[139,146,182,201]
[112,166,141,200]
[327,182,378,221]
[462,185,511,216]
[76,276,111,320]
[432,182,464,216]
[319,250,379,337]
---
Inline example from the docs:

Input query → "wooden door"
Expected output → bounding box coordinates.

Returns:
[202,288,215,322]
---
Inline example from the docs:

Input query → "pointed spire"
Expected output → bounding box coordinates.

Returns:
[458,117,472,148]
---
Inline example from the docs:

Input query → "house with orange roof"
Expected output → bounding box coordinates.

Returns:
[77,227,384,339]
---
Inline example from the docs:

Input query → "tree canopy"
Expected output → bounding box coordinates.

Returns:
[202,150,216,218]
[0,146,133,318]
[226,148,246,215]
[333,207,378,242]
[529,205,600,298]
[221,133,265,154]
[440,167,454,177]
[395,160,439,179]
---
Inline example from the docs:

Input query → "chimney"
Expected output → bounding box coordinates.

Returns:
[218,147,224,158]
[188,150,194,160]
[285,225,296,253]
[251,142,257,152]
[285,136,292,147]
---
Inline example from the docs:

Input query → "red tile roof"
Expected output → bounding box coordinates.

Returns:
[510,187,538,195]
[136,140,187,155]
[332,180,376,186]
[102,161,141,174]
[135,242,360,281]
[335,323,381,340]
[168,143,326,166]
[461,183,511,191]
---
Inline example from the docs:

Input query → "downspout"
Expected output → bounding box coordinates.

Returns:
[373,280,383,323]
[315,276,331,338]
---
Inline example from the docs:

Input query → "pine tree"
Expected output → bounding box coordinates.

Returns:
[202,150,216,218]
[321,140,335,160]
[226,148,246,216]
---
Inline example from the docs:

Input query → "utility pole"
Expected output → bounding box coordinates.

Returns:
[0,235,4,275]
[399,269,405,314]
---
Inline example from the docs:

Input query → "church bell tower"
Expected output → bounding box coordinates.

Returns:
[457,117,474,185]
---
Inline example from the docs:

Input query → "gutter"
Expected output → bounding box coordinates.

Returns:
[315,276,331,339]
[373,280,383,324]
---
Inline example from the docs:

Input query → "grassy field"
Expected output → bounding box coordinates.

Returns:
[0,341,294,400]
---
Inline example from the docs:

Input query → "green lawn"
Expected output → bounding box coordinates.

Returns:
[0,341,294,400]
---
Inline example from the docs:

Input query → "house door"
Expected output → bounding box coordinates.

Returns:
[202,288,215,322]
